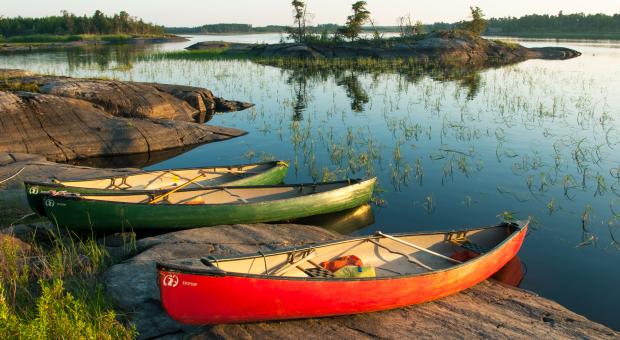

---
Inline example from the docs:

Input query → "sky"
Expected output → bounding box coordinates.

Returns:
[1,0,618,27]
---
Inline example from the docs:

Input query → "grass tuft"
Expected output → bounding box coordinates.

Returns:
[0,228,136,338]
[0,81,40,92]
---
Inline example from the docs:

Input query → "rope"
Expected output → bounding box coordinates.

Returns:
[0,167,25,185]
[222,188,248,203]
[8,212,36,227]
[258,251,268,274]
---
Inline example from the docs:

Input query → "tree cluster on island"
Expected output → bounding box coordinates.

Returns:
[285,1,487,43]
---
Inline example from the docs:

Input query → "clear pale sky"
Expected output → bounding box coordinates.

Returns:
[2,0,618,27]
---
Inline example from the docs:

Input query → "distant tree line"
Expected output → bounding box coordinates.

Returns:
[0,10,164,37]
[485,12,620,35]
[165,11,620,39]
[167,24,255,34]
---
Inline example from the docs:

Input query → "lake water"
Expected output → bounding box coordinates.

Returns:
[1,34,619,329]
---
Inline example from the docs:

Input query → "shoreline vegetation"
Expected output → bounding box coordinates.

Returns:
[0,223,137,338]
[0,10,183,48]
[0,33,180,44]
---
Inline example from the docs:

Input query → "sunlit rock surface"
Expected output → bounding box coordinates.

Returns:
[0,69,250,162]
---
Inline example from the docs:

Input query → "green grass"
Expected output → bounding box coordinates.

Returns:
[0,80,40,92]
[493,39,521,50]
[0,227,136,339]
[145,48,255,60]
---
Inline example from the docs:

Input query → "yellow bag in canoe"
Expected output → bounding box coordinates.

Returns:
[333,265,376,278]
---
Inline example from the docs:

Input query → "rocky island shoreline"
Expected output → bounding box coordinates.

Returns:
[186,30,581,65]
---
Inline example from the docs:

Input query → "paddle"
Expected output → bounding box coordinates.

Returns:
[375,231,462,264]
[149,173,206,204]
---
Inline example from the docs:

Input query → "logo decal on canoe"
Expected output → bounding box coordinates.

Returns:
[29,186,40,195]
[44,199,55,207]
[162,274,179,287]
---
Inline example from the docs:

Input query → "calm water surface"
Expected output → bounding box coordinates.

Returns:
[1,35,619,329]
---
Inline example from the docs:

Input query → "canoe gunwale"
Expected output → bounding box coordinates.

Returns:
[156,220,528,282]
[40,178,375,207]
[23,160,289,189]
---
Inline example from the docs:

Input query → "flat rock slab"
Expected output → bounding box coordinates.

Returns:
[39,79,199,122]
[103,224,617,339]
[0,90,246,162]
[0,69,253,120]
[0,68,250,162]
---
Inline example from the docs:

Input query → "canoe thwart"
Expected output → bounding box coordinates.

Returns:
[375,231,462,265]
[368,239,433,271]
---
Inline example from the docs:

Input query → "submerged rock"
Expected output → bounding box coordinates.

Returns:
[103,224,617,339]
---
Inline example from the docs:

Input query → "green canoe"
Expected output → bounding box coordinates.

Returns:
[25,160,289,216]
[42,178,376,232]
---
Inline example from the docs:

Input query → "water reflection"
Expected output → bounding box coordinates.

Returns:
[337,73,370,112]
[492,257,525,287]
[292,204,375,235]
[269,59,494,115]
[69,145,199,169]
[287,71,309,121]
[0,43,153,72]
[65,45,138,71]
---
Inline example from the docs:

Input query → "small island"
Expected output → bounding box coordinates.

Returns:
[179,5,580,67]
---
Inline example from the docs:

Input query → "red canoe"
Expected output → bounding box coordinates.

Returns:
[157,221,528,324]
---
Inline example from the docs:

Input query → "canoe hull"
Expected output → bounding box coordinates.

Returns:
[157,224,527,324]
[43,179,375,232]
[24,161,289,217]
